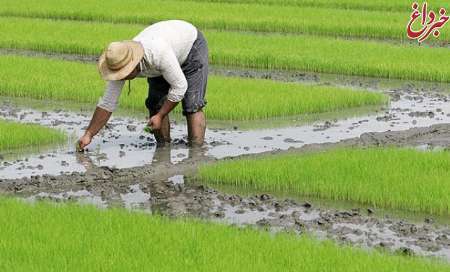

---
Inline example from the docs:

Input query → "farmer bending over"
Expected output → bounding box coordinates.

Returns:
[78,20,208,149]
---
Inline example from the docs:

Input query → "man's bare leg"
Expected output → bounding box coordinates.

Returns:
[186,109,206,147]
[152,114,171,147]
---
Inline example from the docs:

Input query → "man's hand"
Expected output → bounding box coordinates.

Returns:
[79,106,112,151]
[148,113,163,131]
[78,131,93,150]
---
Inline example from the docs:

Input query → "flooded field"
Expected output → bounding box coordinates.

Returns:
[1,1,450,270]
[1,74,450,261]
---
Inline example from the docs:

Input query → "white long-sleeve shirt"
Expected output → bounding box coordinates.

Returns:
[97,20,198,112]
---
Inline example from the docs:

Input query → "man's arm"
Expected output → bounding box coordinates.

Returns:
[85,107,112,137]
[148,44,187,130]
[78,80,124,149]
[159,100,179,117]
[78,107,112,149]
[148,100,178,131]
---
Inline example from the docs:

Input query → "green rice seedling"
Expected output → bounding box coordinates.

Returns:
[198,148,450,215]
[0,0,448,41]
[0,17,449,82]
[143,125,154,134]
[180,0,449,12]
[209,31,450,83]
[202,76,388,120]
[0,55,388,121]
[74,141,84,153]
[0,198,448,271]
[0,119,66,151]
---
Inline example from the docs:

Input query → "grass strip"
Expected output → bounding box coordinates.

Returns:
[0,119,65,151]
[0,55,387,121]
[0,198,448,271]
[0,0,449,41]
[182,0,449,12]
[1,17,449,83]
[197,148,450,215]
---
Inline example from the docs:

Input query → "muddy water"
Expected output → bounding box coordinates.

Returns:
[1,88,450,179]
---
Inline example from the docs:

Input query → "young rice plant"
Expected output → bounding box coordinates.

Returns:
[198,148,450,215]
[0,119,66,151]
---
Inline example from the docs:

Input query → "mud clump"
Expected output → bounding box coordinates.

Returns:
[313,120,338,131]
[126,125,136,132]
[283,138,304,144]
[356,123,450,147]
[408,111,435,118]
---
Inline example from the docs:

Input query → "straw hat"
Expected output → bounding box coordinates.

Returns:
[98,41,144,81]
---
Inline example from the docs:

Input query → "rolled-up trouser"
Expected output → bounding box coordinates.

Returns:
[145,29,208,116]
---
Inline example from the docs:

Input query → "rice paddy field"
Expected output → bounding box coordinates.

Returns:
[0,55,387,120]
[1,17,450,82]
[179,0,449,12]
[1,0,450,270]
[1,0,449,40]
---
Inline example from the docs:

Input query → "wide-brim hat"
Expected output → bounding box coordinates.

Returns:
[97,40,144,81]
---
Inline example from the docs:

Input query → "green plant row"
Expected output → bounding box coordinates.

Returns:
[197,148,450,215]
[0,198,448,271]
[181,0,449,12]
[0,119,66,151]
[1,17,449,83]
[0,55,387,121]
[0,0,448,41]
